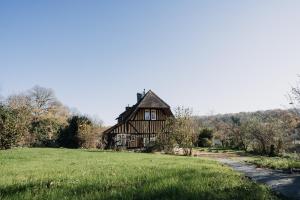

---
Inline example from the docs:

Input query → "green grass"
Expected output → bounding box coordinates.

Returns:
[247,156,300,170]
[194,147,245,154]
[0,148,279,200]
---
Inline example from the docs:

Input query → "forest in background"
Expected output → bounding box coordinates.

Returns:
[194,109,300,155]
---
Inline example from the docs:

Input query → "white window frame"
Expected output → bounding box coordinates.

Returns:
[151,110,157,120]
[150,136,156,143]
[144,109,150,120]
[116,134,127,146]
[143,137,149,146]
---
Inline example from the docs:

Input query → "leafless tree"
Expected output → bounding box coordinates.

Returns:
[288,76,300,116]
[29,85,59,118]
[157,106,196,156]
[28,86,70,145]
[7,93,31,110]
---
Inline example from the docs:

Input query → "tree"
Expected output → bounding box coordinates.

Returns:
[211,118,231,147]
[289,76,300,143]
[29,86,69,145]
[31,118,62,146]
[0,105,23,149]
[239,115,288,156]
[6,94,34,146]
[58,115,101,148]
[290,77,300,109]
[29,86,58,118]
[157,107,196,156]
[197,128,213,147]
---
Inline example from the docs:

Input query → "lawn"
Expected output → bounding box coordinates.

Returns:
[247,156,300,170]
[0,148,279,200]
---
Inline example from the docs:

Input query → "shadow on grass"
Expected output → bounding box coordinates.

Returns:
[0,168,278,200]
[250,173,300,200]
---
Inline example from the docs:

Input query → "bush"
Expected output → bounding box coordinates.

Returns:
[156,107,196,156]
[58,115,101,148]
[199,138,212,147]
[0,106,22,149]
[197,128,213,147]
[31,118,62,146]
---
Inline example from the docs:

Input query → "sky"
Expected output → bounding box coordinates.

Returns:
[0,1,300,125]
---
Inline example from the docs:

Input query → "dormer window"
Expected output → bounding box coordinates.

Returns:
[144,109,150,120]
[151,110,157,120]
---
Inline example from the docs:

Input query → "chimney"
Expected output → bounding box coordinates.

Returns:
[137,93,142,102]
[126,104,130,111]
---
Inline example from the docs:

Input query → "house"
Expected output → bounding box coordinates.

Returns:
[103,90,173,149]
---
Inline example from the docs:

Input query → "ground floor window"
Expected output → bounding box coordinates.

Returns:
[116,134,128,146]
[150,136,156,143]
[143,135,156,147]
[143,137,149,146]
[116,134,157,147]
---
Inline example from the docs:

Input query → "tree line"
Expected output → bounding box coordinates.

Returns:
[155,107,300,157]
[156,80,300,156]
[0,86,104,150]
[194,109,299,155]
[1,78,300,156]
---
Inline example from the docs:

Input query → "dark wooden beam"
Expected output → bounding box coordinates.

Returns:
[128,121,139,133]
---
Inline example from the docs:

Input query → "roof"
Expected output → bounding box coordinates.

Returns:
[137,90,170,108]
[104,90,173,134]
[116,90,171,121]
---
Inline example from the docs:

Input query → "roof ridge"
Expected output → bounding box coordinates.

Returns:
[146,90,170,108]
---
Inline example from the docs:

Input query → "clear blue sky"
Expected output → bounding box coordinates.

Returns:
[1,1,299,125]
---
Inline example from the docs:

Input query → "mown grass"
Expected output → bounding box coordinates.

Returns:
[247,156,300,170]
[0,148,279,200]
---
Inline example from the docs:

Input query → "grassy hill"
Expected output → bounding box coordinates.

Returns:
[0,148,279,200]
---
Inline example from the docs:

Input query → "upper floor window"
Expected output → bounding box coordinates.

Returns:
[144,109,156,120]
[151,110,157,120]
[144,109,150,120]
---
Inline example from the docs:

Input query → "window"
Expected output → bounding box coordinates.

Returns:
[145,109,157,120]
[151,110,157,120]
[116,134,127,146]
[150,136,156,142]
[144,109,150,120]
[131,135,136,141]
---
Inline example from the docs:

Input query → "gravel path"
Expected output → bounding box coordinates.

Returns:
[217,158,300,200]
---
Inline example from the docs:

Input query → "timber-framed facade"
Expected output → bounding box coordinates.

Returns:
[103,90,173,149]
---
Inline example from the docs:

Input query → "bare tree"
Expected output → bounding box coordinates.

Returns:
[7,94,31,110]
[29,86,70,145]
[288,76,300,146]
[157,106,196,156]
[289,76,300,116]
[29,85,58,118]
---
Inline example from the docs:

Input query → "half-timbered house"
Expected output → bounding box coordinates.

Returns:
[103,90,173,149]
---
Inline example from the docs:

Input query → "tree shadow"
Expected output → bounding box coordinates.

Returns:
[0,168,278,200]
[252,174,300,200]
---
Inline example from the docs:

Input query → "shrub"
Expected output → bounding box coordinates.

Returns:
[58,115,101,148]
[0,106,22,149]
[199,138,212,147]
[198,128,213,147]
[156,107,196,156]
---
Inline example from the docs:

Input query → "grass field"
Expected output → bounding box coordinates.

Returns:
[247,156,300,170]
[0,148,279,200]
